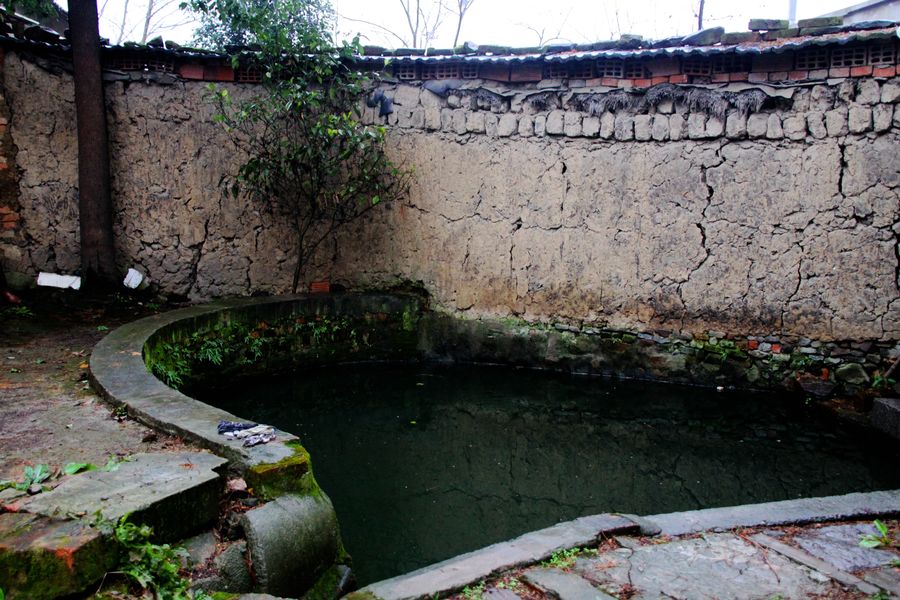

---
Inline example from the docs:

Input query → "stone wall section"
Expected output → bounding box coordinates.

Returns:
[1,50,899,354]
[363,76,900,144]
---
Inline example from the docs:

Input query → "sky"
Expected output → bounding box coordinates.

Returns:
[54,0,858,48]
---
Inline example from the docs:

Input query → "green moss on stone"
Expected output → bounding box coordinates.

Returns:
[0,533,118,600]
[245,441,326,501]
[304,564,345,600]
[344,590,383,600]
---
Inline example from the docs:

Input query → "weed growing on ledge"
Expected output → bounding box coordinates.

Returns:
[0,463,51,492]
[461,581,485,600]
[859,520,896,549]
[871,374,897,391]
[0,305,33,319]
[94,515,211,600]
[146,314,366,390]
[542,546,597,569]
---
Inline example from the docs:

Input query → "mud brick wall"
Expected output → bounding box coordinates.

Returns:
[0,49,21,253]
[1,48,898,350]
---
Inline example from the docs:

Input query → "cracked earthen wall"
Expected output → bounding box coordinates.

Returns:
[2,50,898,343]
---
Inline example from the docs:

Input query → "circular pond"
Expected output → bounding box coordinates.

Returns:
[192,363,900,585]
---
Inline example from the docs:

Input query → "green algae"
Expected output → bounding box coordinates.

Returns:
[244,441,323,501]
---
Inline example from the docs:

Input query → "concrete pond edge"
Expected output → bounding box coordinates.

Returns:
[350,489,900,600]
[89,292,424,598]
[87,293,900,599]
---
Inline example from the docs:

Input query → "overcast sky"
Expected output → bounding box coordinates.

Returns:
[56,0,856,48]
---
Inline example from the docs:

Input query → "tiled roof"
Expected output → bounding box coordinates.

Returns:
[0,9,897,66]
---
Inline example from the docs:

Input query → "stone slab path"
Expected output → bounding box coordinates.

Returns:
[483,523,898,600]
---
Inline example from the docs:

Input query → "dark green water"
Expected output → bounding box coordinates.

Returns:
[195,364,900,585]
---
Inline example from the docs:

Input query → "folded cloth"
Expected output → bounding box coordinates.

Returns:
[243,432,277,447]
[218,420,258,434]
[223,424,275,439]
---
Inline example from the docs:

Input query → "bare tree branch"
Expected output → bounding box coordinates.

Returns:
[339,13,410,47]
[451,0,473,48]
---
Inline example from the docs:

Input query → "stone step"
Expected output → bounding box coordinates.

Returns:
[523,567,617,600]
[0,512,118,600]
[872,397,900,439]
[18,451,227,542]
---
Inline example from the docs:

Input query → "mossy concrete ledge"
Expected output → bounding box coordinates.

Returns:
[89,293,424,598]
[90,293,422,478]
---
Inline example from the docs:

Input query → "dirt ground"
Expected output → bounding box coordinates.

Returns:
[0,289,191,483]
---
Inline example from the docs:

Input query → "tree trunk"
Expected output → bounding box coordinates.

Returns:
[69,0,118,287]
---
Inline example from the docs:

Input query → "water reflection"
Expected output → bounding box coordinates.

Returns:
[196,364,900,584]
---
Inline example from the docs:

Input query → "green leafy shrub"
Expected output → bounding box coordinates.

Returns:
[186,0,410,293]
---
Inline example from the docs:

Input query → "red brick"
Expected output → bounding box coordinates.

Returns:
[309,280,330,293]
[748,72,769,83]
[2,221,15,229]
[850,65,873,77]
[829,67,850,78]
[2,212,19,222]
[633,78,652,88]
[479,63,510,82]
[650,76,668,86]
[768,71,788,81]
[771,343,782,354]
[204,65,234,82]
[600,77,619,86]
[874,66,896,77]
[668,74,689,84]
[646,57,681,77]
[178,63,205,80]
[509,63,542,82]
[808,68,829,80]
[788,70,808,80]
[0,206,11,214]
[729,72,749,81]
[711,73,730,83]
[747,339,759,350]
[752,54,794,72]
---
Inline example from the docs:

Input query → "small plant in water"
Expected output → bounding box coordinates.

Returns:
[859,520,895,548]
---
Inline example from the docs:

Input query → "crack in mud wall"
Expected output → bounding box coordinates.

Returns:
[2,51,899,343]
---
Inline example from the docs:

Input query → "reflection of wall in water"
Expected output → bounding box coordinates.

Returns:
[307,383,887,578]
